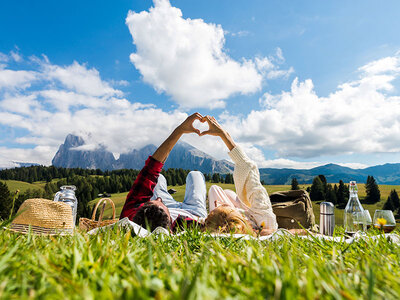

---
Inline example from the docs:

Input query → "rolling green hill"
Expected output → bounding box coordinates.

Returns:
[0,180,44,194]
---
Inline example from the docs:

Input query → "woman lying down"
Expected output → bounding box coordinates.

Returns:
[202,116,306,236]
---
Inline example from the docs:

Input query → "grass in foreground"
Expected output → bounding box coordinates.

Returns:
[1,225,400,299]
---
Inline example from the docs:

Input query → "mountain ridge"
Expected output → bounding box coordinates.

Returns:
[51,134,400,184]
[52,134,234,174]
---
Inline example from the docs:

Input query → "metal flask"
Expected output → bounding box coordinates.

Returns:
[320,202,335,236]
[54,185,78,226]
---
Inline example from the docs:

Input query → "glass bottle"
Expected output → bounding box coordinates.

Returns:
[54,185,78,226]
[344,181,364,236]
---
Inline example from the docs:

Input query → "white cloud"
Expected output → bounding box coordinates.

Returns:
[10,50,23,62]
[220,53,400,159]
[359,56,400,75]
[125,0,292,109]
[0,56,190,167]
[0,52,8,62]
[0,94,41,115]
[2,48,400,170]
[229,30,250,37]
[0,69,37,89]
[109,79,130,87]
[43,61,121,97]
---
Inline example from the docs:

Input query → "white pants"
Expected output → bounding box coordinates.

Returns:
[151,171,207,219]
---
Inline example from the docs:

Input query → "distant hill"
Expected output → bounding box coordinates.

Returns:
[259,163,400,185]
[0,162,40,170]
[52,134,234,174]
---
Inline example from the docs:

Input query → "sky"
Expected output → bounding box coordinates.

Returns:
[1,0,400,169]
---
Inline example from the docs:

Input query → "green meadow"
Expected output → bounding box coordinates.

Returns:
[1,223,400,299]
[0,180,44,194]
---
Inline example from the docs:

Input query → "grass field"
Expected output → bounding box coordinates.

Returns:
[1,222,400,299]
[91,183,396,227]
[0,180,44,194]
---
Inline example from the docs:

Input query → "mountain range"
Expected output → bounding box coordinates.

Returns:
[259,163,400,185]
[52,134,234,174]
[52,134,400,185]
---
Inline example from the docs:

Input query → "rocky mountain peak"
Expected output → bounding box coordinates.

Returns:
[52,134,234,173]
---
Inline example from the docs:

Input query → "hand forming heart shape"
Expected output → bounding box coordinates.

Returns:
[192,119,210,135]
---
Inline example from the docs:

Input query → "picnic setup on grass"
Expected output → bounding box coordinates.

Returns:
[5,181,400,241]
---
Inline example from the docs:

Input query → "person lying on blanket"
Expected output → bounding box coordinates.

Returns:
[120,112,208,232]
[199,116,278,236]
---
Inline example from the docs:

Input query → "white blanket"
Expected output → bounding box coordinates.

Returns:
[87,217,400,245]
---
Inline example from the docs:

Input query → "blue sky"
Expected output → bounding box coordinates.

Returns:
[1,0,400,169]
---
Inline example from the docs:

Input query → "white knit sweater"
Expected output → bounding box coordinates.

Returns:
[228,146,278,230]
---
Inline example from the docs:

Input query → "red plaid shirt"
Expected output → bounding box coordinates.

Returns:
[120,156,198,231]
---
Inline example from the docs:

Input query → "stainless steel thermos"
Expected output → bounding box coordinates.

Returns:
[320,202,335,236]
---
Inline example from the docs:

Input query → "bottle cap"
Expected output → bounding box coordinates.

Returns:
[349,181,358,192]
[320,202,334,214]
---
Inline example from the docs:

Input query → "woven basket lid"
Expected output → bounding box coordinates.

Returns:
[9,198,74,235]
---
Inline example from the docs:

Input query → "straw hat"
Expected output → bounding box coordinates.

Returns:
[8,198,74,235]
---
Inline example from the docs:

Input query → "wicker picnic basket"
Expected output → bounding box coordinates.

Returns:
[79,198,118,231]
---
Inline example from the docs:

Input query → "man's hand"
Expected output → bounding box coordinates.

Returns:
[175,113,204,136]
[152,112,204,163]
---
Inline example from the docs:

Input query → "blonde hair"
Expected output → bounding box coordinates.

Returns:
[204,205,255,236]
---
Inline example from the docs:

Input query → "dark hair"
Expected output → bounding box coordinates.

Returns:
[132,202,170,232]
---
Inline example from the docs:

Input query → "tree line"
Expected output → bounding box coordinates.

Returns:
[0,165,233,221]
[291,175,400,215]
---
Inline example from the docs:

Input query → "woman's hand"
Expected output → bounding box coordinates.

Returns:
[259,228,276,236]
[200,115,236,151]
[175,112,204,136]
[199,115,225,137]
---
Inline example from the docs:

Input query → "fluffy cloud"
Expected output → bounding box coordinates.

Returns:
[220,53,400,159]
[2,49,400,170]
[0,69,37,89]
[43,61,122,97]
[126,0,292,109]
[0,55,190,166]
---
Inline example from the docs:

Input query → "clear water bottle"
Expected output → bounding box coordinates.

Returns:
[54,185,78,226]
[344,181,364,236]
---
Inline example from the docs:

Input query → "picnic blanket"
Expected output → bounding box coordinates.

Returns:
[87,217,400,245]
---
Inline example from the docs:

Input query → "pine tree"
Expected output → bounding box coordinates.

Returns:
[388,190,400,212]
[224,173,233,184]
[310,176,325,202]
[291,178,299,190]
[383,196,395,211]
[325,184,337,205]
[212,173,221,183]
[0,182,11,219]
[317,175,328,196]
[336,180,348,206]
[365,175,381,203]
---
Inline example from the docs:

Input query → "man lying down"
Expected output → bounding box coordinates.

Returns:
[120,112,306,236]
